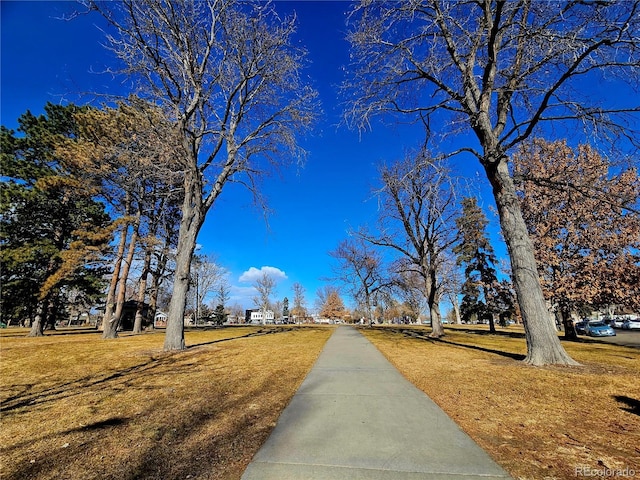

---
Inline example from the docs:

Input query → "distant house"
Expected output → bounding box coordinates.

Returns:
[245,309,275,324]
[225,315,243,325]
[154,311,168,328]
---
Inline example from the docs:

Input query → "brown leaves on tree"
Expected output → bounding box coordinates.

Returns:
[514,139,640,314]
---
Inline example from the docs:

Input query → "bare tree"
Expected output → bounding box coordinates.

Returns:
[345,0,640,364]
[189,254,225,325]
[272,300,283,322]
[90,0,319,350]
[359,152,459,337]
[253,272,276,325]
[211,279,231,311]
[391,265,429,325]
[329,237,388,324]
[134,193,181,334]
[438,253,463,325]
[291,282,307,322]
[228,302,245,323]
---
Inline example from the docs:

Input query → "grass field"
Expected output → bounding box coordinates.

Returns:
[0,326,334,480]
[2,324,639,480]
[360,324,640,480]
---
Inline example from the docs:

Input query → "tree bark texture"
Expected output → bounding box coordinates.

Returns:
[164,171,203,351]
[426,269,444,338]
[27,301,47,337]
[429,301,444,338]
[133,249,151,334]
[103,212,139,339]
[101,220,128,332]
[485,160,579,365]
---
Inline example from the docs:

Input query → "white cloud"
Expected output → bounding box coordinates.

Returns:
[239,266,288,283]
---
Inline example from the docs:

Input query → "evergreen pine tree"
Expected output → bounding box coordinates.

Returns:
[453,197,500,332]
[213,304,227,326]
[1,104,111,334]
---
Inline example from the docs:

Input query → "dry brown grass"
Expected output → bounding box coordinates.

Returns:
[359,324,640,480]
[4,324,638,480]
[0,326,334,480]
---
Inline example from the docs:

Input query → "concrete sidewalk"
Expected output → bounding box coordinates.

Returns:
[241,326,512,479]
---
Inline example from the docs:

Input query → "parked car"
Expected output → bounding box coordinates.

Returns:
[612,318,626,328]
[622,319,640,330]
[585,321,616,337]
[574,321,587,335]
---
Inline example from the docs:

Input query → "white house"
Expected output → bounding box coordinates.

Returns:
[246,309,275,324]
[154,311,168,328]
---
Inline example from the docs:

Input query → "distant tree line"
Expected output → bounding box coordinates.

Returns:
[329,141,638,339]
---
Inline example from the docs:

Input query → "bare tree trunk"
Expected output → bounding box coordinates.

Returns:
[133,249,151,334]
[429,301,445,337]
[148,285,159,329]
[102,221,129,332]
[485,160,579,366]
[488,314,497,334]
[164,171,203,351]
[561,307,578,341]
[485,285,497,333]
[426,269,445,338]
[27,301,47,337]
[27,256,58,337]
[451,295,462,324]
[444,290,462,324]
[148,237,170,327]
[104,213,140,339]
[45,296,59,331]
[365,292,374,325]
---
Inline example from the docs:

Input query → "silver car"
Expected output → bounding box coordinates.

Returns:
[622,319,640,330]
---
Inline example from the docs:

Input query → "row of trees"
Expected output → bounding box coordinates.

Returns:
[2,0,638,367]
[329,139,638,341]
[88,0,320,351]
[342,0,639,365]
[249,273,346,324]
[2,0,320,343]
[2,101,186,337]
[329,154,513,332]
[1,105,113,334]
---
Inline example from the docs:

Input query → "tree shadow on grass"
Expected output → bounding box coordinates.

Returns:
[1,329,293,414]
[613,395,640,416]
[389,328,526,361]
[447,326,528,339]
[0,355,177,414]
[187,327,290,348]
[69,416,130,431]
[5,366,292,480]
[434,338,527,361]
[2,416,133,454]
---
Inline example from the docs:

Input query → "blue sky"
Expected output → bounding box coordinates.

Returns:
[1,1,503,312]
